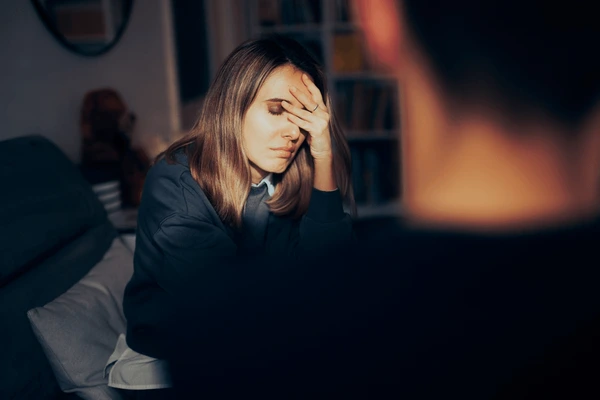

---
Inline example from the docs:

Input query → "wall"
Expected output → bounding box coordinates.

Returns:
[205,0,250,80]
[178,0,250,131]
[0,0,180,162]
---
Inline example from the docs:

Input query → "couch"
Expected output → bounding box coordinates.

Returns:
[0,135,133,399]
[0,134,401,399]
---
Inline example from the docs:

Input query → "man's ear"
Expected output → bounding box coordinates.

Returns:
[352,0,403,72]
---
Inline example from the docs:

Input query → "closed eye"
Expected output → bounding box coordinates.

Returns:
[268,104,284,116]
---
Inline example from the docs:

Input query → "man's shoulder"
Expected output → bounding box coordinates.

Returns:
[333,215,600,288]
[170,217,600,399]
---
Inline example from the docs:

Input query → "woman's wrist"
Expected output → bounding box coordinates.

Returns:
[313,156,337,191]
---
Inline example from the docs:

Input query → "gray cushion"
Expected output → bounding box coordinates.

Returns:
[27,237,133,400]
[0,222,117,399]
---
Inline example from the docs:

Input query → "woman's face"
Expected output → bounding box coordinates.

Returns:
[242,65,309,183]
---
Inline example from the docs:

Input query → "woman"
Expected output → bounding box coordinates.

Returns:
[108,35,355,397]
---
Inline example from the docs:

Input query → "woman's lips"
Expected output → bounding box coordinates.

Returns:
[272,147,294,158]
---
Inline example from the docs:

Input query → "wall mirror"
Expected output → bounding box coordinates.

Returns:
[32,0,134,57]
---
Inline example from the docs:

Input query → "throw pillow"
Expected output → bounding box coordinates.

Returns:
[27,237,133,400]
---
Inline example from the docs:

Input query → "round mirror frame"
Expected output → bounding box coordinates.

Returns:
[31,0,135,57]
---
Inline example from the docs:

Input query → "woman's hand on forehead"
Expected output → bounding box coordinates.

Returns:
[281,74,331,161]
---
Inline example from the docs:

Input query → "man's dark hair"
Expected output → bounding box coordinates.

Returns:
[403,1,599,127]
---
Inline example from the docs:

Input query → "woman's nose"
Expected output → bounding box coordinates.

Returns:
[281,124,300,141]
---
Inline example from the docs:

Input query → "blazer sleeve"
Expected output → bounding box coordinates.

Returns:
[280,188,355,260]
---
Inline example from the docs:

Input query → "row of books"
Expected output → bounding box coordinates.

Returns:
[351,144,400,205]
[257,0,354,26]
[334,82,397,132]
[261,31,367,71]
[258,0,322,26]
[261,32,324,63]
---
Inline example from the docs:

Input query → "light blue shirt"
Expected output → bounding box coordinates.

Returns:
[251,173,275,196]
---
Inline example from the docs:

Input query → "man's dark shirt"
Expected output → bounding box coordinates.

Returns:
[164,216,600,399]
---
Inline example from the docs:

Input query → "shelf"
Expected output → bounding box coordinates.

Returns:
[332,71,396,81]
[356,198,403,219]
[258,24,323,34]
[346,130,399,141]
[331,22,359,31]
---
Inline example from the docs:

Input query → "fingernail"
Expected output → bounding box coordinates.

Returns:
[290,86,297,91]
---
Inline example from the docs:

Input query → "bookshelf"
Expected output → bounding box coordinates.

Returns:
[248,0,403,219]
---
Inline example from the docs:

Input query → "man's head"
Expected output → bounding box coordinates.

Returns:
[356,0,598,127]
[354,0,600,229]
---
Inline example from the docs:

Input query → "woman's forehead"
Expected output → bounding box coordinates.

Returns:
[256,66,306,103]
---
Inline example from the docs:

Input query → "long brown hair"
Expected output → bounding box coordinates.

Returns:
[159,35,355,228]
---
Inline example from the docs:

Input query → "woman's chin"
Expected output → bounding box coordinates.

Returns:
[261,160,293,174]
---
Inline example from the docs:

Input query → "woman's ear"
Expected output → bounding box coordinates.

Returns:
[352,0,404,73]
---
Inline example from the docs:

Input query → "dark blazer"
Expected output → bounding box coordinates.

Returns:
[123,151,353,358]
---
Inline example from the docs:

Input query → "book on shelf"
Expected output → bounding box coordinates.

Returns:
[258,0,280,26]
[332,31,365,73]
[386,88,398,129]
[350,145,385,206]
[363,147,382,205]
[280,0,321,25]
[373,86,397,130]
[350,83,378,131]
[264,31,323,63]
[341,82,356,129]
[302,0,321,24]
[280,0,296,24]
[349,84,362,131]
[289,33,323,63]
[334,0,351,23]
[350,145,366,203]
[332,88,348,131]
[258,0,322,27]
[334,81,351,129]
[336,82,396,135]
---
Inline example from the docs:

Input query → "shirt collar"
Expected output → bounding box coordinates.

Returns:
[251,173,275,196]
